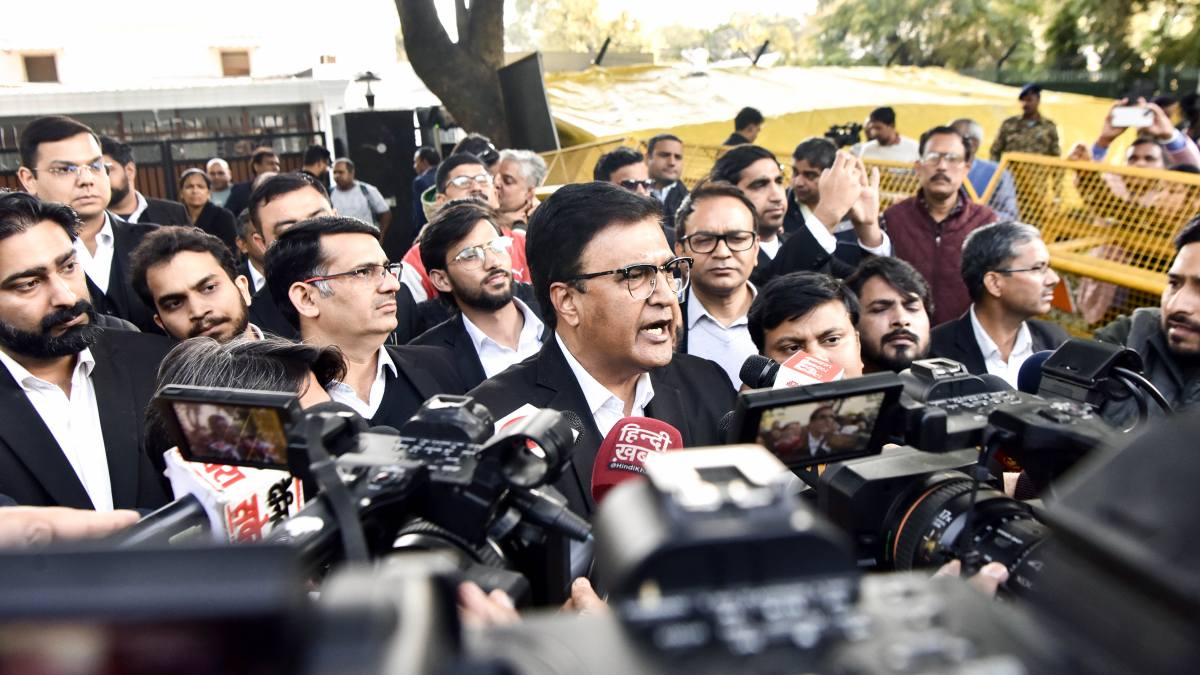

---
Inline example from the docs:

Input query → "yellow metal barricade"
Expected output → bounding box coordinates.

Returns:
[981,152,1200,333]
[540,137,637,188]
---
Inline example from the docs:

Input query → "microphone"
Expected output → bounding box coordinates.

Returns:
[590,417,683,504]
[162,448,306,543]
[740,354,779,390]
[1017,350,1055,394]
[739,351,846,390]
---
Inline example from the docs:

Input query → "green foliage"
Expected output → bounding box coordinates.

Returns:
[507,0,650,54]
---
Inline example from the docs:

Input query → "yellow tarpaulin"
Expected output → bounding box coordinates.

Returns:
[545,64,1123,162]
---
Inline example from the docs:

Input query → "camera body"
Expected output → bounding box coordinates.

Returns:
[824,122,864,148]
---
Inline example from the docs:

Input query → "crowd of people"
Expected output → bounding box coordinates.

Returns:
[0,90,1198,611]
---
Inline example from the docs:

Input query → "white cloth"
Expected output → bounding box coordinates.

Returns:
[246,262,266,293]
[0,349,112,510]
[75,213,116,294]
[460,298,544,378]
[800,203,893,256]
[555,332,654,439]
[685,286,757,389]
[759,236,782,259]
[330,181,389,225]
[969,305,1033,390]
[651,182,677,203]
[124,192,150,224]
[326,347,398,420]
[857,136,920,163]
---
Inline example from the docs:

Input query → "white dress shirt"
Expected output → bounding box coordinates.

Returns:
[969,305,1033,390]
[326,347,398,420]
[799,202,893,257]
[125,192,150,223]
[555,333,654,439]
[651,181,677,203]
[246,262,266,293]
[461,298,544,378]
[74,213,116,294]
[685,286,757,389]
[0,349,112,510]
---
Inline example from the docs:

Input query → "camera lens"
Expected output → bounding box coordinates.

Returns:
[888,473,1046,596]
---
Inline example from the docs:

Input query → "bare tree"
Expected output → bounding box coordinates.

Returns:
[396,0,509,146]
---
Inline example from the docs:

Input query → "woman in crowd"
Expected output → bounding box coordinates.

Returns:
[178,167,238,253]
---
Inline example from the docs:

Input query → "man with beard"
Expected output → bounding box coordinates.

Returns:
[873,126,998,325]
[846,257,933,373]
[931,221,1068,388]
[100,136,188,226]
[130,227,258,343]
[0,191,171,509]
[207,158,233,208]
[467,182,735,519]
[18,116,160,333]
[265,216,464,428]
[1096,217,1200,425]
[412,201,543,390]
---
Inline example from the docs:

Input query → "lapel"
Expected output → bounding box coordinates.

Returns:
[676,295,690,354]
[447,317,488,388]
[106,215,134,316]
[385,345,447,401]
[644,368,691,443]
[535,339,602,515]
[0,356,93,508]
[953,313,988,375]
[89,334,142,509]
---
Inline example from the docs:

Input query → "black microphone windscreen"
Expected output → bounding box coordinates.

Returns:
[1017,350,1055,394]
[561,410,586,447]
[718,411,735,443]
[739,354,778,390]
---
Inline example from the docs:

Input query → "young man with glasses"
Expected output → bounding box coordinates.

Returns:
[17,116,161,333]
[868,126,998,325]
[468,182,736,519]
[412,202,543,390]
[673,182,761,388]
[265,216,464,428]
[930,221,1067,387]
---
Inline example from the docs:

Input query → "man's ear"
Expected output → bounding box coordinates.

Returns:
[153,314,164,332]
[16,167,36,195]
[550,281,582,328]
[234,275,253,304]
[251,230,268,251]
[982,270,1004,299]
[429,268,453,295]
[434,193,447,207]
[288,282,322,322]
[125,162,137,186]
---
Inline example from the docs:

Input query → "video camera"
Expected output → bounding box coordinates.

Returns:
[824,122,863,149]
[143,387,590,604]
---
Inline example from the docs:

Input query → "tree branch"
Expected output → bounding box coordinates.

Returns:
[465,0,506,70]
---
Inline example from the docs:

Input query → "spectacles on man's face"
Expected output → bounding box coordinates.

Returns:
[451,236,512,269]
[681,230,757,254]
[619,179,654,192]
[303,262,402,285]
[33,160,113,180]
[919,151,966,167]
[447,173,493,190]
[565,256,693,301]
[995,261,1053,277]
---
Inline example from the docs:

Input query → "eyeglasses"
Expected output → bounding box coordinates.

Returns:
[919,152,966,167]
[619,179,655,192]
[565,256,693,301]
[451,236,512,269]
[33,160,113,179]
[995,261,1053,277]
[681,230,757,253]
[447,173,493,190]
[302,262,402,285]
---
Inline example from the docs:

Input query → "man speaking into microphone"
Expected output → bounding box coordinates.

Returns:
[468,182,735,518]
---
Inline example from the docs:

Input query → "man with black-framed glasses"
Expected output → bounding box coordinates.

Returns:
[673,182,762,388]
[265,216,464,428]
[468,182,736,519]
[17,116,161,333]
[412,201,544,389]
[931,221,1068,386]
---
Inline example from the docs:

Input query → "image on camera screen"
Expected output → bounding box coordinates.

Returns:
[172,401,288,466]
[755,391,885,472]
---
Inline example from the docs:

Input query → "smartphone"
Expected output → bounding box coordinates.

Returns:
[1111,106,1153,128]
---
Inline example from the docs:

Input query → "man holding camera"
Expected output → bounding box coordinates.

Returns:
[1095,217,1200,424]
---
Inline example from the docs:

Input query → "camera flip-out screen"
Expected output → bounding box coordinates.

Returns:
[155,385,298,470]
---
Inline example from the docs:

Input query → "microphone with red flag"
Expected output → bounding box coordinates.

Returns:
[591,417,683,504]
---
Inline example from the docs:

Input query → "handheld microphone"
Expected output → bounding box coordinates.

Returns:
[739,354,779,390]
[590,417,683,504]
[162,448,306,543]
[738,351,845,390]
[1017,350,1055,394]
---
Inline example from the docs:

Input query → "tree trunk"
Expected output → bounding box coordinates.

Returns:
[396,0,510,147]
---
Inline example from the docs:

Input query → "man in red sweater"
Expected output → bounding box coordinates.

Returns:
[866,126,998,326]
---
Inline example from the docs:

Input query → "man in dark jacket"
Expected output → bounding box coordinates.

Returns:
[877,126,998,325]
[100,136,189,226]
[646,134,689,230]
[1094,218,1200,426]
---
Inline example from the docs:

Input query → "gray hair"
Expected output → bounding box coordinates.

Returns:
[950,118,985,158]
[498,148,548,187]
[961,220,1043,301]
[206,157,229,172]
[155,335,346,396]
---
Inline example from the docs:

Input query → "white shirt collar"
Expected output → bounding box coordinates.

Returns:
[460,297,544,352]
[969,305,1032,362]
[651,181,676,202]
[0,348,95,390]
[798,203,838,254]
[98,212,115,244]
[686,284,755,330]
[554,332,654,418]
[246,262,266,293]
[128,192,149,223]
